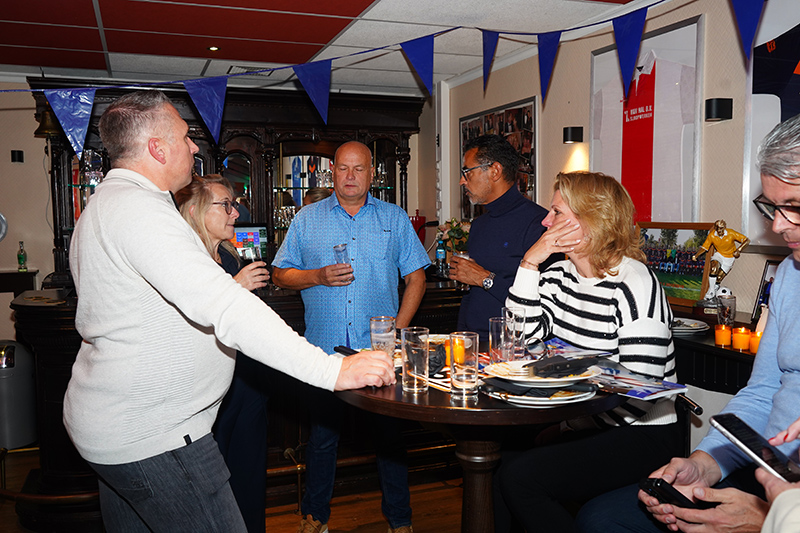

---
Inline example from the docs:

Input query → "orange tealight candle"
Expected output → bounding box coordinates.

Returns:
[750,331,763,354]
[714,324,732,346]
[732,327,751,351]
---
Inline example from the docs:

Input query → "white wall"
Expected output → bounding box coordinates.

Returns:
[0,84,51,339]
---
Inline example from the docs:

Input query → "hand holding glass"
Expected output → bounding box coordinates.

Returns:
[333,243,349,264]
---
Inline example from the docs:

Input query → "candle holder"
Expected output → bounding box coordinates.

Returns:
[731,327,751,351]
[714,324,732,347]
[749,331,762,354]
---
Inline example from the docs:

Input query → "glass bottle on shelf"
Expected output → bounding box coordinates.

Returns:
[17,241,27,272]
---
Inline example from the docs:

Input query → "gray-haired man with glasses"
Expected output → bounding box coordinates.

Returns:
[573,112,800,533]
[449,134,552,341]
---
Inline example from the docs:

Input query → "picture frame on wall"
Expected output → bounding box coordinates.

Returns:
[591,17,702,224]
[459,97,536,221]
[751,260,781,323]
[638,222,713,306]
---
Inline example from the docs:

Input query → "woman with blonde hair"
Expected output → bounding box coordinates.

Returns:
[175,174,270,533]
[494,171,681,532]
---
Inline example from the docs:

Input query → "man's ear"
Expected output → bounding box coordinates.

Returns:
[148,138,166,164]
[489,161,505,183]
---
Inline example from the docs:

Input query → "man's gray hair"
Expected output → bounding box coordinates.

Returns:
[758,113,800,184]
[98,90,173,166]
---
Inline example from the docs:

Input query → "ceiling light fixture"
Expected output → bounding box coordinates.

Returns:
[208,46,219,52]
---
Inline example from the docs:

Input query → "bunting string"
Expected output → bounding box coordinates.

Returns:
[3,0,763,156]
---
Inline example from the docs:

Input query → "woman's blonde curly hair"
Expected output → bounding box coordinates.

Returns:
[554,171,645,277]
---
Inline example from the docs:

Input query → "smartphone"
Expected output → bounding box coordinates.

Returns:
[710,413,800,482]
[638,477,717,509]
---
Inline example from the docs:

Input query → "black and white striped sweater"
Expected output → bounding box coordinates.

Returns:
[507,257,676,428]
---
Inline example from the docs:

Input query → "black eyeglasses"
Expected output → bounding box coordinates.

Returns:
[753,194,800,225]
[460,163,490,179]
[212,200,240,215]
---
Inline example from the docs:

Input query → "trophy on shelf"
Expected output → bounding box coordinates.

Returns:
[692,219,749,306]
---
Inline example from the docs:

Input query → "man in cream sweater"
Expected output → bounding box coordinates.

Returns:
[64,90,394,532]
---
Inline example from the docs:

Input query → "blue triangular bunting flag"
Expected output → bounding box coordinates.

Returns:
[293,60,332,124]
[612,7,648,98]
[44,88,96,160]
[184,76,228,143]
[537,31,562,102]
[730,0,766,60]
[401,35,435,96]
[482,30,500,91]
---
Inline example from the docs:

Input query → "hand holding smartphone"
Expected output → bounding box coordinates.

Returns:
[639,477,718,510]
[710,413,800,482]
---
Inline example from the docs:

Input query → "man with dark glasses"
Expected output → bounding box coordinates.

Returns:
[574,112,800,533]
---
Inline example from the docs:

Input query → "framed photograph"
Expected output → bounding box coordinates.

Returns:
[751,260,780,323]
[459,97,536,220]
[638,222,714,306]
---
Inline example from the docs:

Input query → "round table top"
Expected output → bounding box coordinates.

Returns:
[337,382,625,426]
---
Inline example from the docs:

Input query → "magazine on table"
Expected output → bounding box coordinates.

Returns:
[544,338,687,400]
[590,359,687,400]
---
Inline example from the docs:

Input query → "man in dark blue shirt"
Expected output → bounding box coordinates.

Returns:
[449,134,551,341]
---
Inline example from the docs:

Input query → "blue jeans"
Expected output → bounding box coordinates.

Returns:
[213,354,271,533]
[89,433,247,533]
[301,391,412,528]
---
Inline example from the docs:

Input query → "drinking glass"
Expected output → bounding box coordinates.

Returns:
[717,295,736,327]
[502,306,526,360]
[489,317,514,364]
[370,316,396,360]
[451,251,470,289]
[449,331,479,398]
[333,243,349,264]
[240,245,261,266]
[401,327,429,393]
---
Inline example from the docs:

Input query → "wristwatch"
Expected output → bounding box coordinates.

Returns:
[482,272,495,290]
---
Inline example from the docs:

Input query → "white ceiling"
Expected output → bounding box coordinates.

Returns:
[1,0,653,96]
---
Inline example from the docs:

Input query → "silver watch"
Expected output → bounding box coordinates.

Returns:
[482,272,495,290]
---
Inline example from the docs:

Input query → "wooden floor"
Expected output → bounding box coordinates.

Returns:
[1,449,463,532]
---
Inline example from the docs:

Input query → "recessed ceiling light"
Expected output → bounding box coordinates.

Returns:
[208,46,219,52]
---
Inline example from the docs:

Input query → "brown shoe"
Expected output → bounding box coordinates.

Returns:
[297,514,328,533]
[388,526,413,533]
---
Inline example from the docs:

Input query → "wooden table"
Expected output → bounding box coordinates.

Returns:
[337,383,624,533]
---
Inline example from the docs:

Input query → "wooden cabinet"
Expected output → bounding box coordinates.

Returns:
[28,78,425,280]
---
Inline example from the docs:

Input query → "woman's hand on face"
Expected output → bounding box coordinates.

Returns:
[521,218,582,268]
[234,261,270,291]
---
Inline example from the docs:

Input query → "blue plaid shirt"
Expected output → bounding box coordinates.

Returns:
[272,193,430,354]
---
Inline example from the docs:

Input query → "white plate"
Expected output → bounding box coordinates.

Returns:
[484,361,600,388]
[671,320,709,331]
[486,389,596,407]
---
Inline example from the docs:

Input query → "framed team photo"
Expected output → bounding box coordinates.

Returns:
[638,222,713,306]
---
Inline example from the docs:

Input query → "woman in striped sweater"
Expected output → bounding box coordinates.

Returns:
[493,171,683,533]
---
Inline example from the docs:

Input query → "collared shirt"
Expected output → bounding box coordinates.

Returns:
[273,193,430,354]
